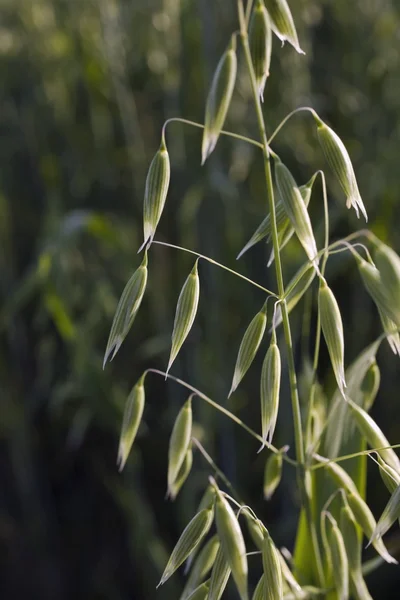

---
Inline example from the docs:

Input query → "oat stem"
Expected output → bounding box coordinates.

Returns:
[146,368,297,467]
[192,437,244,504]
[311,443,400,470]
[162,117,263,150]
[237,0,325,586]
[268,106,318,144]
[152,240,278,297]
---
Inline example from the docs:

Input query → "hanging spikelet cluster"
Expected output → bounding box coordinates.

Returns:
[102,1,400,598]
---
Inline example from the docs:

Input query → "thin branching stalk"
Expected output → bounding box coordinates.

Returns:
[146,368,297,467]
[192,437,244,504]
[162,117,263,149]
[151,240,278,297]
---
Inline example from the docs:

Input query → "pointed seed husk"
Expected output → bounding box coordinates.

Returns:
[264,0,305,54]
[215,490,248,600]
[262,530,283,600]
[274,157,318,265]
[348,399,400,474]
[249,0,272,101]
[356,255,400,327]
[229,301,268,397]
[180,535,219,600]
[346,492,397,564]
[374,242,400,324]
[117,373,146,471]
[208,543,231,600]
[340,504,362,574]
[167,260,200,374]
[184,485,217,574]
[158,507,214,587]
[260,328,281,448]
[237,176,314,261]
[377,455,400,494]
[327,515,349,600]
[168,397,193,491]
[243,510,263,551]
[143,137,171,246]
[318,278,346,395]
[252,574,266,600]
[167,447,193,501]
[370,484,400,545]
[104,252,148,367]
[201,35,237,164]
[378,307,400,355]
[313,113,367,221]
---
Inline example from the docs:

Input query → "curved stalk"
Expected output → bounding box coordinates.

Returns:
[151,240,278,297]
[146,368,297,467]
[162,116,263,150]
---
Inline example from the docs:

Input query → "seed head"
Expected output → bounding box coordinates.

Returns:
[262,529,283,600]
[274,156,318,265]
[264,0,305,54]
[370,484,400,545]
[313,113,367,221]
[346,492,397,564]
[208,543,231,600]
[260,329,281,448]
[348,399,400,474]
[318,278,346,395]
[357,255,400,328]
[377,455,400,494]
[143,136,170,247]
[249,0,272,101]
[229,300,268,397]
[117,373,146,471]
[181,535,219,599]
[202,35,237,164]
[167,447,193,501]
[168,397,193,493]
[215,490,248,600]
[158,507,214,587]
[326,514,349,600]
[167,260,200,374]
[104,252,148,367]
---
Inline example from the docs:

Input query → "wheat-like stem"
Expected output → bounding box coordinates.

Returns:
[192,437,244,504]
[146,368,298,467]
[237,0,325,585]
[162,116,263,150]
[151,240,278,297]
[267,106,318,144]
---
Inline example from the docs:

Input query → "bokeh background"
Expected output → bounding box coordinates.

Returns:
[1,0,400,598]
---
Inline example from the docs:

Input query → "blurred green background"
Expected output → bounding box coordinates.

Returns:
[1,0,400,598]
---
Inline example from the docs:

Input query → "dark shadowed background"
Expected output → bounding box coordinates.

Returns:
[1,0,400,598]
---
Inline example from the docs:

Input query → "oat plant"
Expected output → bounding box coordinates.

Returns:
[104,1,400,598]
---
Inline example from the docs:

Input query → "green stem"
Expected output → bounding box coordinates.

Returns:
[268,106,317,144]
[147,368,297,467]
[237,1,325,586]
[162,117,263,149]
[192,437,244,504]
[311,443,400,470]
[152,240,278,297]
